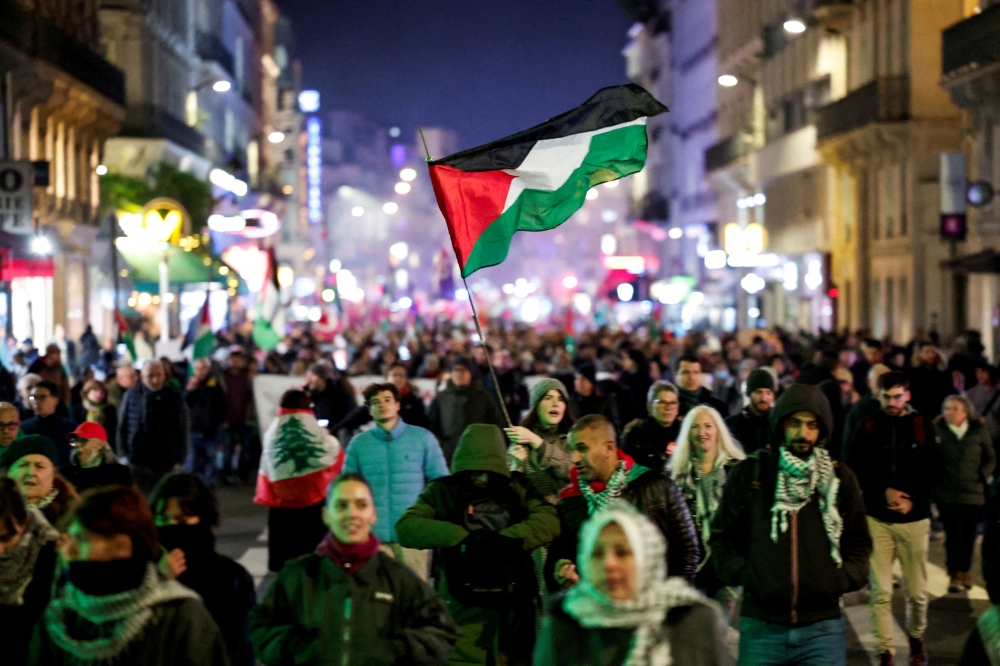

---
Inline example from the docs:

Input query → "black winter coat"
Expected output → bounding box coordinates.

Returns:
[185,376,228,436]
[30,597,229,665]
[533,592,733,666]
[933,417,996,506]
[545,465,701,590]
[844,408,935,523]
[0,540,56,664]
[981,478,1000,602]
[709,449,871,625]
[309,378,357,435]
[427,382,505,464]
[250,552,459,666]
[725,407,771,455]
[620,416,680,471]
[60,459,133,493]
[678,387,729,418]
[177,551,256,666]
[117,384,190,473]
[907,365,956,418]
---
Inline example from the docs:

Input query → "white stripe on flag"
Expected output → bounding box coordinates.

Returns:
[500,117,647,213]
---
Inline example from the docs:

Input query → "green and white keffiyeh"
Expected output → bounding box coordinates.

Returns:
[45,563,200,662]
[580,460,629,514]
[771,446,843,565]
[564,502,710,666]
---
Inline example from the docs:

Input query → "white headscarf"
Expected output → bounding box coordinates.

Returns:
[563,502,709,666]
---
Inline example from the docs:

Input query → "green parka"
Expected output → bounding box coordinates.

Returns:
[249,551,458,666]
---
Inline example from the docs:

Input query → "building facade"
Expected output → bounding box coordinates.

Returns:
[0,0,126,348]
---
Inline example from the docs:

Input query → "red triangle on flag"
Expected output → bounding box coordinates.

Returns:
[429,165,515,268]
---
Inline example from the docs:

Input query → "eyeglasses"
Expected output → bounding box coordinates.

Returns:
[653,399,680,407]
[29,394,53,402]
[0,421,20,430]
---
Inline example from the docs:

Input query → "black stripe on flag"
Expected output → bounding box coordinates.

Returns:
[429,84,668,173]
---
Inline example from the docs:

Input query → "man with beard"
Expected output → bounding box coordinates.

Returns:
[675,354,728,417]
[725,369,776,455]
[844,372,934,665]
[711,384,871,666]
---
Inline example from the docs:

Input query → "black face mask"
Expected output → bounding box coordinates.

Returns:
[68,555,147,596]
[157,523,215,560]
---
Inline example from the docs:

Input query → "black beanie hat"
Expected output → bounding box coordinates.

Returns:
[576,364,597,384]
[746,369,777,396]
[0,435,59,469]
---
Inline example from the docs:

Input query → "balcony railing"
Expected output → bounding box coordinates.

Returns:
[0,0,125,105]
[196,31,235,77]
[119,105,205,157]
[704,132,751,172]
[942,3,1000,77]
[815,75,909,141]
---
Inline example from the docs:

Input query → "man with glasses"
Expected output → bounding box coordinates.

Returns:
[725,369,777,455]
[19,381,75,466]
[0,402,21,449]
[342,382,448,579]
[621,381,683,470]
[844,372,934,666]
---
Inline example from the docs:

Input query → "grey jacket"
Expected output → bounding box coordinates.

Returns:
[933,416,996,505]
[427,381,505,464]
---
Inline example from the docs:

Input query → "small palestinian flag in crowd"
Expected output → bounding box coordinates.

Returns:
[428,83,668,277]
[252,247,285,351]
[254,408,343,508]
[114,307,135,361]
[182,292,215,360]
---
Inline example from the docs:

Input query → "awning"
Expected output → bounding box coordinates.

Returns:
[941,249,1000,273]
[0,231,54,279]
[115,237,226,288]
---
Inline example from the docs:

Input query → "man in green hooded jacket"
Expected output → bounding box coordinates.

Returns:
[396,424,559,665]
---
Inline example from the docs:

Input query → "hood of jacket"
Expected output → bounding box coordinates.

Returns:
[450,424,509,476]
[769,384,833,443]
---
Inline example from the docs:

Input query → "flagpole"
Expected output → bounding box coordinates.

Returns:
[421,131,511,427]
[462,277,512,427]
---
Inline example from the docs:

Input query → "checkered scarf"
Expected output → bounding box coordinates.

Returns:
[771,446,842,565]
[580,460,628,514]
[564,502,712,666]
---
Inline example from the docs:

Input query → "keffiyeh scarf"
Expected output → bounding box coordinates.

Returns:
[82,398,107,426]
[771,446,843,565]
[0,508,58,605]
[580,460,628,514]
[45,563,200,662]
[564,502,710,666]
[680,462,727,550]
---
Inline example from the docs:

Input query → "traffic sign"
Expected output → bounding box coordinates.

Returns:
[0,161,32,234]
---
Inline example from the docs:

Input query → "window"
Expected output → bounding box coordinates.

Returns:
[872,279,883,338]
[899,162,908,236]
[880,166,897,238]
[886,278,895,338]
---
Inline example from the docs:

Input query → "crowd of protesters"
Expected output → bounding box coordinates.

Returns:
[2,320,1000,664]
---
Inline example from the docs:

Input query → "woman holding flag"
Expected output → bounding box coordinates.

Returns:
[254,388,344,572]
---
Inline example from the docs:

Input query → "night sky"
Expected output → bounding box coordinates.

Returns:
[281,0,635,150]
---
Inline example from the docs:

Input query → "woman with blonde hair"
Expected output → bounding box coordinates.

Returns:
[670,405,744,598]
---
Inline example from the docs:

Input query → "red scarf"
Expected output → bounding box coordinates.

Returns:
[315,532,381,575]
[559,449,636,500]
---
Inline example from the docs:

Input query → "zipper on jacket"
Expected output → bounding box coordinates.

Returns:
[790,512,799,624]
[341,596,352,666]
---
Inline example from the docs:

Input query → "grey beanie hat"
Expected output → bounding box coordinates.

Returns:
[746,368,777,396]
[530,377,570,412]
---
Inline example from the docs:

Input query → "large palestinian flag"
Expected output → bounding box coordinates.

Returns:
[428,84,667,277]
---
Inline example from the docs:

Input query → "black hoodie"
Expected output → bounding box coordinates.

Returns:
[710,384,872,625]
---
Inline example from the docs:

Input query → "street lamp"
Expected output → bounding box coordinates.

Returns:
[783,19,807,33]
[267,131,285,143]
[31,234,52,255]
[718,74,738,87]
[212,80,232,92]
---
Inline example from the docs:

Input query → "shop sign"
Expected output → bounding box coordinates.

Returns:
[0,161,32,234]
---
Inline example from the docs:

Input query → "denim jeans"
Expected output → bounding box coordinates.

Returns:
[185,431,220,488]
[738,616,847,666]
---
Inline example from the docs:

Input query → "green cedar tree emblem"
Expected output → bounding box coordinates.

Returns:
[273,416,326,473]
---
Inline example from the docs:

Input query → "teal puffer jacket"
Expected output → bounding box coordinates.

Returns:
[343,420,450,542]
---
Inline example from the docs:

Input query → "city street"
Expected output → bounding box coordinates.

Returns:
[216,484,990,665]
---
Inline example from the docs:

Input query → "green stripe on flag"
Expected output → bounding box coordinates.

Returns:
[461,124,648,277]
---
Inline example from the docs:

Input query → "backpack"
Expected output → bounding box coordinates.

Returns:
[439,473,534,609]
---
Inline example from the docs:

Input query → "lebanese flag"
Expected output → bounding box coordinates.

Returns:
[428,84,667,277]
[254,408,344,509]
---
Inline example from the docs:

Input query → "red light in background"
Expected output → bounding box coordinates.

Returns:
[828,288,839,298]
